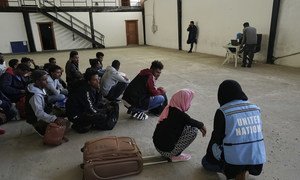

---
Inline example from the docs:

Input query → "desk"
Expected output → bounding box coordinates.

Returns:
[222,44,241,67]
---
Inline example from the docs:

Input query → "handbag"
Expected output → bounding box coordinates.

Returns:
[43,123,66,146]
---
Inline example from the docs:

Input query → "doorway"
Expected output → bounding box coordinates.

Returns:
[125,20,139,45]
[0,0,8,8]
[121,0,130,6]
[37,22,56,50]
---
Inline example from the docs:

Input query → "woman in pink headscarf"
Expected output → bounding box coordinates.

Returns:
[153,89,206,162]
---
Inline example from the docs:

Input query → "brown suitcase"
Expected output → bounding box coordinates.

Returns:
[43,123,66,146]
[82,136,143,180]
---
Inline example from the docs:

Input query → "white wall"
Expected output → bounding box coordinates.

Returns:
[92,12,144,47]
[182,0,273,62]
[144,0,178,49]
[144,0,273,62]
[274,0,300,67]
[0,11,143,53]
[30,13,92,52]
[144,0,300,67]
[0,13,28,53]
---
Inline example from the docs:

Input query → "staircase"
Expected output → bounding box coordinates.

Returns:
[39,0,105,48]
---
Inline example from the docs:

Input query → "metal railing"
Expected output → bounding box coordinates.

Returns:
[40,0,105,45]
[0,0,141,7]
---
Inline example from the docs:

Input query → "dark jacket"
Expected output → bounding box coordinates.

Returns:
[0,90,12,111]
[153,107,204,152]
[0,90,17,122]
[65,60,83,86]
[187,25,198,44]
[66,80,105,120]
[0,72,27,102]
[122,68,164,110]
[205,80,248,163]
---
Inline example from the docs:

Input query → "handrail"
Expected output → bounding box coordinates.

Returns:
[1,0,141,7]
[40,0,105,45]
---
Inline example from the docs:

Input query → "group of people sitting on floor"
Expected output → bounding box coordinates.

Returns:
[0,50,266,179]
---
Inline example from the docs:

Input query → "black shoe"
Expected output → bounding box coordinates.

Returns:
[241,64,246,67]
[127,107,133,114]
[33,126,45,137]
[188,51,192,53]
[247,64,252,68]
[71,124,91,134]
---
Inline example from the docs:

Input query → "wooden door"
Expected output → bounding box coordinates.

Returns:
[121,0,130,6]
[37,22,56,50]
[125,20,139,45]
[0,0,8,8]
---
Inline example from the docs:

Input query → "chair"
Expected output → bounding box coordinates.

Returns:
[254,34,262,53]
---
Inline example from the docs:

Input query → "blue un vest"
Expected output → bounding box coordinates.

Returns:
[219,100,266,165]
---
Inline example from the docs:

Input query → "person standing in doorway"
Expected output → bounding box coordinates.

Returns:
[240,22,257,68]
[187,21,198,53]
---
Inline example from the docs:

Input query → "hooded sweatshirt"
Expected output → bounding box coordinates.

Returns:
[122,68,164,109]
[100,66,129,96]
[27,83,56,123]
[205,80,248,163]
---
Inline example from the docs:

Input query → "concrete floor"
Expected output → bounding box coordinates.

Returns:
[0,46,299,180]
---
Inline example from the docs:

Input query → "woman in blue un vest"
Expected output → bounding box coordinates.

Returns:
[202,80,266,179]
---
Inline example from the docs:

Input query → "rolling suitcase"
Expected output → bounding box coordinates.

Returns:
[82,136,143,180]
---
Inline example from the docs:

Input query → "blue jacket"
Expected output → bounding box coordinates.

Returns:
[219,100,266,165]
[0,72,27,102]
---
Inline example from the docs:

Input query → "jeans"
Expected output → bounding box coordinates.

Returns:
[105,82,128,101]
[243,44,256,65]
[148,95,165,110]
[48,94,66,104]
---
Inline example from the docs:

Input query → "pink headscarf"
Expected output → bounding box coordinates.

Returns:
[159,89,194,122]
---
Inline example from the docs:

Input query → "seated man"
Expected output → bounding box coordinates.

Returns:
[96,52,104,69]
[43,57,57,73]
[21,57,40,71]
[25,70,69,136]
[122,60,167,120]
[0,90,17,124]
[0,53,7,76]
[0,63,30,103]
[46,65,68,106]
[66,70,118,133]
[202,80,266,179]
[87,58,105,77]
[6,59,19,75]
[100,60,130,101]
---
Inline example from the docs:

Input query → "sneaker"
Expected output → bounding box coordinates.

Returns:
[71,124,91,134]
[132,111,148,120]
[127,107,133,114]
[171,153,191,162]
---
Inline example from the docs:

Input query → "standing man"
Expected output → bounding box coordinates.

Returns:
[65,51,83,89]
[240,22,257,68]
[122,60,167,120]
[187,21,198,53]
